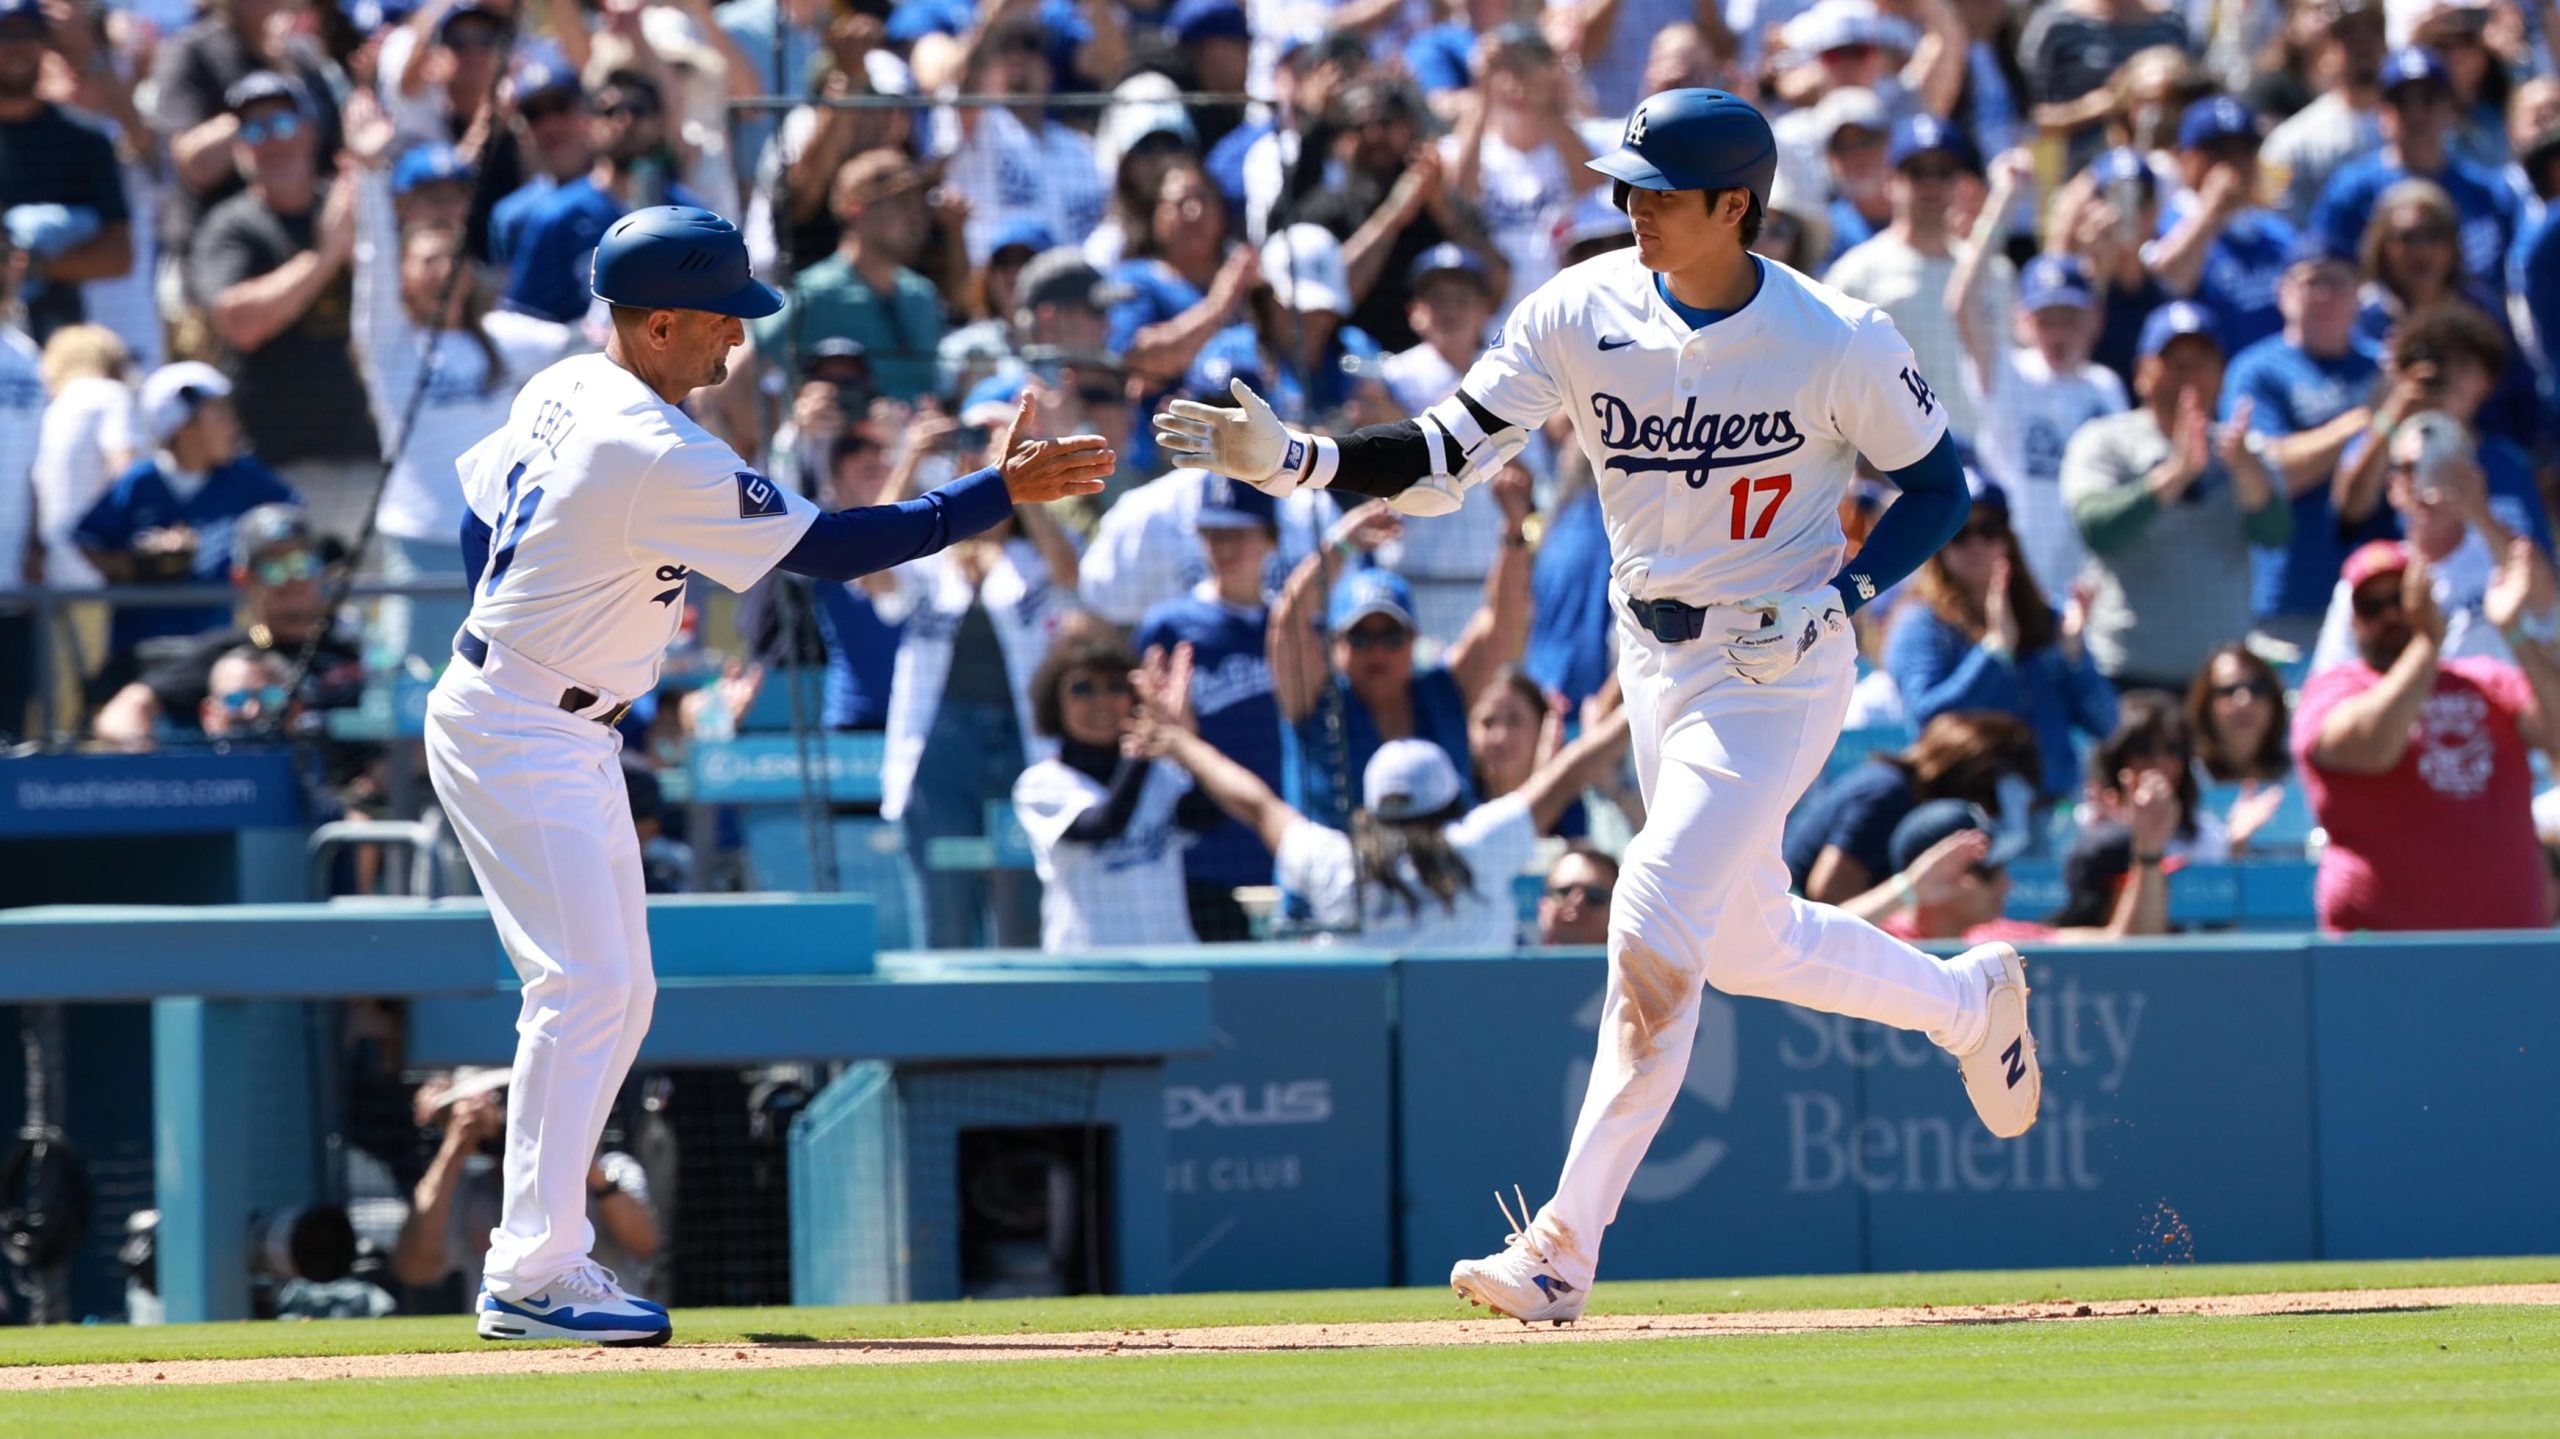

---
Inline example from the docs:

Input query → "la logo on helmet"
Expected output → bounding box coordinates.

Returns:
[1628,104,1648,145]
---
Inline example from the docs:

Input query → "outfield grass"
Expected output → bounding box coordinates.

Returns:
[7,1305,2558,1437]
[0,1255,2550,1368]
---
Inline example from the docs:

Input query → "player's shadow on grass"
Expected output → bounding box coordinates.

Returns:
[742,1332,823,1344]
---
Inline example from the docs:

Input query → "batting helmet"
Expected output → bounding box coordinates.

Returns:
[590,206,784,320]
[1588,89,1778,216]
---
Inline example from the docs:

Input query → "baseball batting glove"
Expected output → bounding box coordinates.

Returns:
[1154,378,1310,498]
[1726,587,1848,685]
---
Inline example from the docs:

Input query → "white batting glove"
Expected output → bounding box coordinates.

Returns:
[1154,378,1308,498]
[1726,587,1848,685]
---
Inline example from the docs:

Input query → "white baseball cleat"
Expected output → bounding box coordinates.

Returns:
[1449,1187,1586,1326]
[477,1261,672,1347]
[1943,942,2041,1139]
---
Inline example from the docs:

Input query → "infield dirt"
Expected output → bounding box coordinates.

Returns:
[7,1282,2553,1392]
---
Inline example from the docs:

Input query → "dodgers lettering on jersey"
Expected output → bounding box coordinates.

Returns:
[1456,251,1947,605]
[458,353,821,700]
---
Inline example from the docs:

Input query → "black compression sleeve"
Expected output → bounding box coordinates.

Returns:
[1324,392,1516,499]
[1058,755,1153,844]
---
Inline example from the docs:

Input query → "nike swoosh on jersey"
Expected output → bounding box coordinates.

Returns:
[1599,336,1636,351]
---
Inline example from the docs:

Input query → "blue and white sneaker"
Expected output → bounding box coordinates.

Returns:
[1450,1187,1585,1325]
[477,1262,672,1347]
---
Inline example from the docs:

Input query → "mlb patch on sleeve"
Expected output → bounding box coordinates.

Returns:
[736,471,787,518]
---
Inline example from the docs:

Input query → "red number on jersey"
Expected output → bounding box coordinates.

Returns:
[1726,473,1794,540]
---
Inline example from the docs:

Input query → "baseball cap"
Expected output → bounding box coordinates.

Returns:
[1168,0,1249,45]
[1409,242,1494,294]
[1784,0,1919,58]
[430,1066,511,1115]
[1016,248,1128,313]
[2177,96,2258,150]
[987,218,1057,261]
[805,337,870,377]
[234,503,316,559]
[2286,228,2358,272]
[2017,254,2094,312]
[2342,538,2410,589]
[1183,342,1267,401]
[1097,73,1199,177]
[2137,300,2221,358]
[1886,113,1978,173]
[392,143,470,196]
[1261,224,1353,316]
[437,0,505,35]
[1327,566,1417,633]
[1813,86,1890,146]
[1887,798,2030,876]
[1964,466,2010,516]
[1554,190,1630,258]
[1484,19,1555,63]
[1362,738,1463,823]
[1195,472,1278,533]
[2380,45,2450,96]
[226,70,311,117]
[2089,145,2157,201]
[140,361,233,446]
[510,45,583,105]
[959,371,1024,428]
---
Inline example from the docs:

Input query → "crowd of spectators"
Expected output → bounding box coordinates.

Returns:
[4,0,2560,946]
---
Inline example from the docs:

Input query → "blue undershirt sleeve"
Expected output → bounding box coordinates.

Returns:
[773,466,1016,582]
[1829,431,1967,614]
[458,509,493,592]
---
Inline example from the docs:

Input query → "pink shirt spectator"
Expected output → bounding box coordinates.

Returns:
[2292,657,2547,933]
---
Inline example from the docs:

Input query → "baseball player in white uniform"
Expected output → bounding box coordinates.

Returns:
[1157,90,2043,1325]
[427,206,1111,1345]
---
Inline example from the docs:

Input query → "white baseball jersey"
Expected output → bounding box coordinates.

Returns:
[1014,757,1200,952]
[1456,251,1947,606]
[456,353,820,700]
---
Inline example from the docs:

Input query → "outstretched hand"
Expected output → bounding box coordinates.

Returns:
[1127,643,1198,758]
[995,390,1114,505]
[1154,378,1300,494]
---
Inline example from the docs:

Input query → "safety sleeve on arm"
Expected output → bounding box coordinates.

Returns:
[1316,390,1528,501]
[773,466,1015,583]
[459,509,493,592]
[1828,430,1967,613]
[1058,755,1153,844]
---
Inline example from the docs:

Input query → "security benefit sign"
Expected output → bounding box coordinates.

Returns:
[1159,962,1395,1293]
[1396,946,2320,1284]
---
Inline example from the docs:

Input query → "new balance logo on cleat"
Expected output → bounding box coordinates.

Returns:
[2002,1037,2027,1088]
[1531,1275,1576,1301]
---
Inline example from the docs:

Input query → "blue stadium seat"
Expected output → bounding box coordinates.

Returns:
[740,814,918,951]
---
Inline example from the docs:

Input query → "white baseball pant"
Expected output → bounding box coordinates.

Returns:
[424,664,656,1298]
[1528,603,1988,1288]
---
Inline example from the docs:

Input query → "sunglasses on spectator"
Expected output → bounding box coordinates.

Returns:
[1345,622,1410,651]
[1064,675,1132,700]
[1900,161,1963,183]
[1546,881,1612,906]
[592,95,659,119]
[238,112,306,146]
[521,95,580,123]
[2386,224,2455,246]
[2211,679,2275,703]
[218,685,291,715]
[2352,585,2406,620]
[251,550,321,587]
[1955,517,2009,543]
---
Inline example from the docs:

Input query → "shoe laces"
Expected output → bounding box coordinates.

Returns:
[1491,1184,1552,1270]
[551,1260,625,1305]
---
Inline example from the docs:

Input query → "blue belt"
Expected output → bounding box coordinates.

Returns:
[1627,596,1711,645]
[453,629,634,728]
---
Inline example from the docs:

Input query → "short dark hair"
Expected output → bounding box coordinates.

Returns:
[1548,841,1620,886]
[1716,190,1765,246]
[1029,635,1138,739]
[2389,301,2508,383]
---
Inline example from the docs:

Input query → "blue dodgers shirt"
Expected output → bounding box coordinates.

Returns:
[1522,485,1614,706]
[1136,590,1283,888]
[2159,198,2294,356]
[73,456,301,650]
[2221,334,2383,619]
[2312,151,2518,293]
[1283,667,1473,832]
[812,581,900,730]
[502,174,706,324]
[1196,322,1382,425]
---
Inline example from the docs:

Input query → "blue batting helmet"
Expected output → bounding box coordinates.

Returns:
[590,206,783,320]
[1588,89,1778,214]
